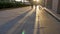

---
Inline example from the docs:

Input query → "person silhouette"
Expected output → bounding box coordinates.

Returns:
[31,5,33,8]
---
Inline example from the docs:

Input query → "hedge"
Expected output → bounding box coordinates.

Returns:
[0,2,30,9]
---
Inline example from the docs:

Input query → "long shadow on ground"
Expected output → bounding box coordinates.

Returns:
[0,9,32,34]
[12,10,36,34]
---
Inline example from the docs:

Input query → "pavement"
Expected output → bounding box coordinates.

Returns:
[0,6,60,34]
[43,7,60,22]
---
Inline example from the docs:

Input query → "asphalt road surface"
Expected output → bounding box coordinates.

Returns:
[0,6,60,34]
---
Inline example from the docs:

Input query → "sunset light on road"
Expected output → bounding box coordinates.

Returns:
[0,0,60,34]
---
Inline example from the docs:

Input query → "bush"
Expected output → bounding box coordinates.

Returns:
[0,2,30,9]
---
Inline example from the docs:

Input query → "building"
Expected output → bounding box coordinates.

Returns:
[44,0,60,14]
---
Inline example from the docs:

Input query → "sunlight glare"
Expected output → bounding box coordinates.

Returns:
[22,30,25,34]
[36,5,40,14]
[15,0,21,1]
[33,0,36,1]
[34,5,40,34]
[33,0,39,2]
[37,0,39,2]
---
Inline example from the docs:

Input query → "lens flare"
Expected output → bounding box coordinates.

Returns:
[22,30,25,34]
[33,0,39,2]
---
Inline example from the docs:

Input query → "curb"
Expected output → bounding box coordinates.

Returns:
[44,7,60,22]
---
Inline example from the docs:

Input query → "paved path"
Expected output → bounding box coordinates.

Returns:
[0,6,60,34]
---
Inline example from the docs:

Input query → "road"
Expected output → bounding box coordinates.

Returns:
[0,6,60,34]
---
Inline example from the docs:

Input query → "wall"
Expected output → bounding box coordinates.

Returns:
[52,0,58,12]
[57,0,60,14]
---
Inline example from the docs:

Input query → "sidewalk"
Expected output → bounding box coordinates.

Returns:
[43,7,60,22]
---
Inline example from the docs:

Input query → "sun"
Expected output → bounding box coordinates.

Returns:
[37,0,39,2]
[15,0,21,1]
[33,0,39,2]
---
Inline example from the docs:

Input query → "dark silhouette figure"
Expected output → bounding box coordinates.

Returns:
[31,5,33,8]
